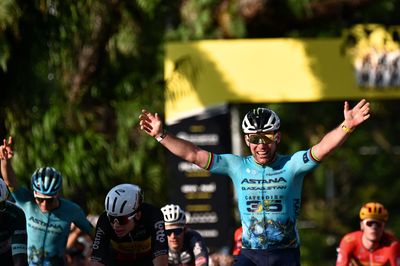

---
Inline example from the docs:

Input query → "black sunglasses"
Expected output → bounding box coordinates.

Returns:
[166,228,184,236]
[35,197,56,204]
[365,220,383,228]
[107,213,136,225]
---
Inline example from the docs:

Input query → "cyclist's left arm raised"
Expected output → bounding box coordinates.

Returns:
[312,99,370,162]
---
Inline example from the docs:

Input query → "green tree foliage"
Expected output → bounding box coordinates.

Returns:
[0,0,170,213]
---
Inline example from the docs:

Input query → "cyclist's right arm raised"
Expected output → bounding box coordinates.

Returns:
[0,137,18,190]
[139,110,210,169]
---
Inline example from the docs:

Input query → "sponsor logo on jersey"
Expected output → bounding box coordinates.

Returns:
[241,186,287,191]
[28,216,63,231]
[246,200,283,213]
[155,221,166,243]
[241,177,287,184]
[92,227,105,250]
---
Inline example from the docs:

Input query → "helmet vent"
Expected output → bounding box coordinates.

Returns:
[106,197,110,210]
[105,184,142,216]
[111,197,117,212]
[120,201,127,213]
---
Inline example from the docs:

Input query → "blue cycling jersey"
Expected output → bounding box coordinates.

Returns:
[209,149,318,251]
[12,188,93,266]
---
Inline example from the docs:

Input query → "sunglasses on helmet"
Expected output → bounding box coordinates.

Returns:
[247,133,276,144]
[166,228,184,236]
[107,212,137,225]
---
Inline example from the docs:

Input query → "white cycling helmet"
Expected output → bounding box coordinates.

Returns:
[105,184,143,216]
[242,107,280,133]
[0,179,9,202]
[161,204,186,225]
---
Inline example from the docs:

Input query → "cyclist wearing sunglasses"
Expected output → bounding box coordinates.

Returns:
[0,178,27,266]
[161,204,208,266]
[90,183,168,266]
[140,99,370,266]
[336,202,400,266]
[0,137,94,266]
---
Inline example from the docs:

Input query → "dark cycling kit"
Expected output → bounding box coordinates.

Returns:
[0,201,27,266]
[91,202,168,265]
[168,228,208,266]
[337,231,400,266]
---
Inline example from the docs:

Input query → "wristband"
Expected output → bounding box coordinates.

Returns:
[155,129,167,142]
[341,123,354,134]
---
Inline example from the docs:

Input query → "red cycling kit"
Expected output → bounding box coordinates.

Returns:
[336,231,400,266]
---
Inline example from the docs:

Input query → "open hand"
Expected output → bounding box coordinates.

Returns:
[139,110,163,137]
[344,99,370,128]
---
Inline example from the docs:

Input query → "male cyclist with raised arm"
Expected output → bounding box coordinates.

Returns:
[0,137,94,265]
[139,99,370,266]
[0,178,28,266]
[336,202,400,266]
[161,204,208,266]
[89,183,168,266]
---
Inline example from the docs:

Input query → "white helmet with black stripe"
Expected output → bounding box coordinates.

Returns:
[105,184,143,216]
[242,107,280,133]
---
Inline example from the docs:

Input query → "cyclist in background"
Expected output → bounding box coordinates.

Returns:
[0,137,94,265]
[90,183,168,266]
[0,178,27,266]
[232,226,243,257]
[161,204,208,266]
[336,202,400,266]
[139,99,370,266]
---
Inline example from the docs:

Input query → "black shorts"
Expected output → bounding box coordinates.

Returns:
[234,248,300,266]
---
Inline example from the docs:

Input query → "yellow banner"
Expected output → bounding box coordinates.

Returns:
[165,25,400,124]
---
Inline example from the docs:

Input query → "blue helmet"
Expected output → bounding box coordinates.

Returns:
[31,167,63,196]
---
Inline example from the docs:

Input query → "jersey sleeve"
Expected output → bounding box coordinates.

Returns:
[336,234,355,266]
[208,153,243,176]
[70,203,94,236]
[289,149,319,175]
[10,204,27,256]
[90,213,110,264]
[150,208,168,259]
[189,230,209,266]
[11,187,34,206]
[388,240,400,266]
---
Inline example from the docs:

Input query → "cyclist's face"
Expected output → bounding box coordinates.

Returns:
[111,212,139,237]
[246,132,280,165]
[34,192,59,212]
[361,219,385,242]
[165,225,185,251]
